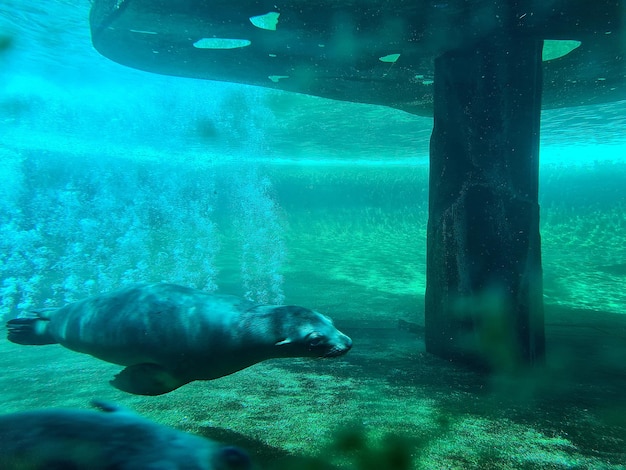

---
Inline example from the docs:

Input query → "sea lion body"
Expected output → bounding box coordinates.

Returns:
[0,401,251,470]
[7,283,352,395]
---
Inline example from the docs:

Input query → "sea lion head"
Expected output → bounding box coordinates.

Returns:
[270,306,352,358]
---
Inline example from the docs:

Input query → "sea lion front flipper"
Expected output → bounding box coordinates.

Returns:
[90,400,134,414]
[111,363,189,396]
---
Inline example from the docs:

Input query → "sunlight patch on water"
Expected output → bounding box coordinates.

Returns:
[193,38,252,49]
[249,12,280,31]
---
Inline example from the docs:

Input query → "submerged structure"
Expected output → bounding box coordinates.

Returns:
[88,0,625,369]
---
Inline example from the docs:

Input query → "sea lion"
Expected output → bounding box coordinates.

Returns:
[0,400,251,470]
[7,283,352,395]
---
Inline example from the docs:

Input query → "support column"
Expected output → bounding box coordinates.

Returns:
[425,34,545,371]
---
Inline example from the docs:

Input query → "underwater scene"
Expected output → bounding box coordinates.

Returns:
[1,1,626,469]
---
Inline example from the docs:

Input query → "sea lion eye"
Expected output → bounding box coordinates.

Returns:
[307,332,325,348]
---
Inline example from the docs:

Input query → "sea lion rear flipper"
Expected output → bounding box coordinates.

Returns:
[6,317,57,345]
[111,364,189,396]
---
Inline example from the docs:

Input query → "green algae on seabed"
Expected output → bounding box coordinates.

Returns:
[1,324,625,469]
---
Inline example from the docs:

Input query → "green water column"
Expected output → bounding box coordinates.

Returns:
[425,32,545,370]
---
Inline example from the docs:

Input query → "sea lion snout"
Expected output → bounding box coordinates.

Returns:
[324,332,352,357]
[308,328,352,358]
[274,308,353,359]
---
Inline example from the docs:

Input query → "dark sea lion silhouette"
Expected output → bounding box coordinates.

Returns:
[0,400,251,469]
[7,283,352,395]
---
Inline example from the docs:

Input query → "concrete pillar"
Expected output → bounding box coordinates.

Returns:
[425,33,545,371]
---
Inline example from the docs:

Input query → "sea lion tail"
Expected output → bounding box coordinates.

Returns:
[6,316,57,345]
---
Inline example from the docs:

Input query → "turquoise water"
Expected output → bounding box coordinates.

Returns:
[1,1,626,469]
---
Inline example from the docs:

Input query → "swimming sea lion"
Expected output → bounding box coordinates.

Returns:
[6,283,352,395]
[0,400,251,469]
